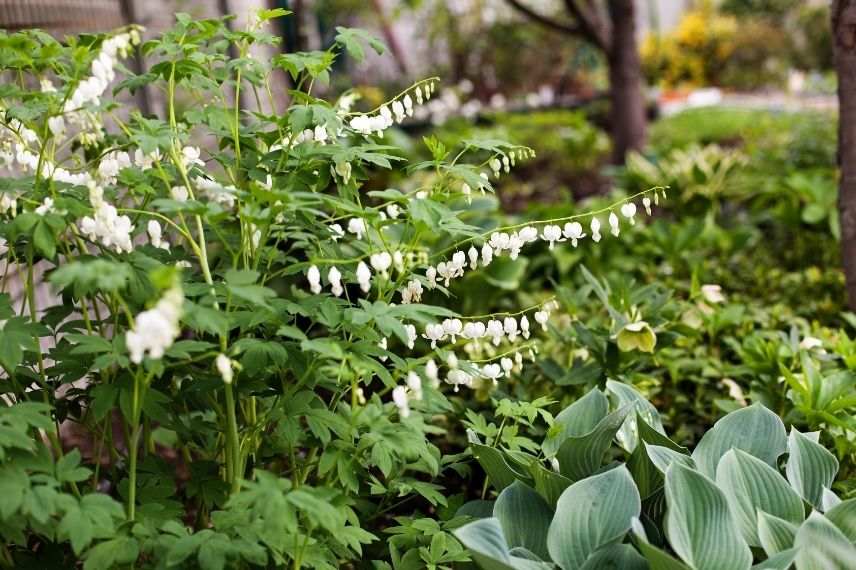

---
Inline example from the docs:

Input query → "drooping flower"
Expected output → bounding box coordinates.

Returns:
[392,385,410,418]
[406,371,423,400]
[621,202,637,225]
[442,318,463,343]
[216,354,234,385]
[370,252,392,276]
[503,317,519,341]
[446,369,473,392]
[147,220,169,250]
[481,363,502,382]
[590,217,602,242]
[401,279,423,304]
[34,197,55,216]
[563,222,585,247]
[423,323,446,348]
[609,212,620,237]
[481,243,494,266]
[534,310,549,331]
[171,186,189,202]
[329,223,345,241]
[356,261,371,292]
[126,285,183,364]
[463,321,486,340]
[328,266,343,297]
[425,359,439,387]
[520,315,530,339]
[485,319,504,346]
[468,246,479,270]
[518,226,538,243]
[182,146,205,169]
[642,196,652,215]
[348,217,366,239]
[307,265,322,294]
[541,225,563,249]
[404,324,418,349]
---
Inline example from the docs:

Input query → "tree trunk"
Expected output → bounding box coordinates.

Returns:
[607,0,647,164]
[833,1,856,308]
[369,0,409,76]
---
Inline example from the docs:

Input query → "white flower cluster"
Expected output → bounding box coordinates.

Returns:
[195,176,238,209]
[98,150,132,183]
[423,192,663,290]
[126,285,183,364]
[65,30,139,112]
[392,371,423,418]
[0,116,97,190]
[422,301,557,350]
[306,244,412,298]
[348,81,436,136]
[79,183,134,253]
[429,347,534,393]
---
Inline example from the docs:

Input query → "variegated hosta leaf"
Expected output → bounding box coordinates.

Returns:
[751,548,798,570]
[691,404,787,479]
[632,519,692,570]
[757,511,799,556]
[793,511,856,570]
[716,449,805,546]
[578,544,648,570]
[547,465,641,570]
[785,429,838,509]
[664,463,752,570]
[824,498,856,542]
[647,444,695,474]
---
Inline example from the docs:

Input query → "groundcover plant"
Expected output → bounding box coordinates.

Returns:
[0,9,851,570]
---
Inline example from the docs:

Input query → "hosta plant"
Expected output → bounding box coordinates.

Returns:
[0,10,666,569]
[456,388,856,569]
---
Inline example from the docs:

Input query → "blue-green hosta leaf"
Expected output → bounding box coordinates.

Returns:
[824,498,856,542]
[629,418,689,500]
[472,444,527,491]
[542,389,609,457]
[579,544,648,570]
[494,481,552,560]
[820,488,841,512]
[606,380,664,452]
[528,462,572,507]
[547,466,641,570]
[632,519,692,570]
[793,512,856,570]
[785,429,838,509]
[691,404,787,479]
[555,405,631,481]
[454,518,551,570]
[647,444,695,474]
[716,449,805,546]
[751,548,798,570]
[757,512,799,556]
[664,463,752,570]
